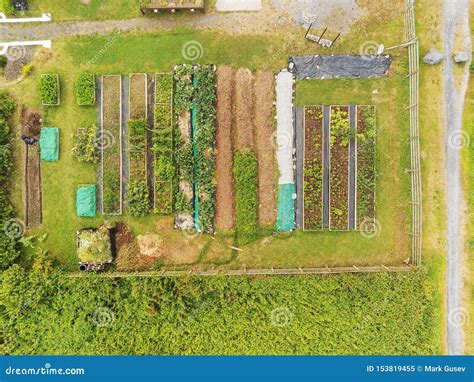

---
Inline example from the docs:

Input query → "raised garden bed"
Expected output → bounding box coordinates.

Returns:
[303,106,324,230]
[101,75,122,215]
[140,0,205,13]
[39,74,60,106]
[329,106,350,231]
[153,72,175,215]
[75,72,96,106]
[128,74,150,217]
[356,105,377,229]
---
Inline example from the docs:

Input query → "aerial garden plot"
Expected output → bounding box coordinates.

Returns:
[0,0,449,357]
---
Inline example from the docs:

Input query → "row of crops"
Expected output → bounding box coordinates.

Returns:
[303,105,377,231]
[174,64,217,233]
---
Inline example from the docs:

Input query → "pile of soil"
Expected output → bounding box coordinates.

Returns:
[21,108,42,137]
[114,224,157,271]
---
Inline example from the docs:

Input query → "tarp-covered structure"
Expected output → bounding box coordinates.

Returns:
[39,127,59,161]
[76,185,97,217]
[289,54,392,80]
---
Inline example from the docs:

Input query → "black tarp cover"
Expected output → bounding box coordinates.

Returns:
[289,54,392,80]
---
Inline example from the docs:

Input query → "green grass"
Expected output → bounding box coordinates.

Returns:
[27,0,140,21]
[1,262,439,355]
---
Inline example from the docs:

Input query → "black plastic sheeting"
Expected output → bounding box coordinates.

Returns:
[289,54,392,80]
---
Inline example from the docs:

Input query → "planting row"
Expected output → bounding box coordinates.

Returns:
[128,73,150,217]
[153,73,174,215]
[303,106,324,230]
[101,75,122,215]
[173,65,217,233]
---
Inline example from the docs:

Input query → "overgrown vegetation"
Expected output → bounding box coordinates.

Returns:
[128,119,149,217]
[39,74,60,106]
[155,73,173,104]
[75,72,96,106]
[0,259,439,355]
[356,106,377,227]
[71,125,99,163]
[194,65,217,232]
[127,179,150,217]
[233,149,258,243]
[0,91,20,270]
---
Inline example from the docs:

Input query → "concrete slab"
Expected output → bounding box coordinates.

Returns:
[216,0,262,12]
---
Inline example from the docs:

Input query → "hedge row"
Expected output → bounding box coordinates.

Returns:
[0,91,21,270]
[233,149,258,243]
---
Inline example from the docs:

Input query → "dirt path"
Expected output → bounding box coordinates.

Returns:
[255,71,277,225]
[234,68,254,151]
[0,2,363,40]
[443,0,472,355]
[215,66,235,231]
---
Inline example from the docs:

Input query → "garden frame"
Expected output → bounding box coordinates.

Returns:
[40,73,61,106]
[328,105,351,232]
[153,72,174,214]
[354,105,377,230]
[100,75,123,216]
[128,73,149,186]
[302,105,324,231]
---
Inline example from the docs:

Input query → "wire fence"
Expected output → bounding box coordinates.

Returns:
[68,265,412,278]
[405,1,422,265]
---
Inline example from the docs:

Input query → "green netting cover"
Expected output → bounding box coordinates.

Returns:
[76,185,97,217]
[277,183,296,231]
[39,128,59,161]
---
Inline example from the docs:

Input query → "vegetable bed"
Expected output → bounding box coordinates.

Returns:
[39,74,60,106]
[329,106,350,231]
[303,106,324,230]
[75,72,96,106]
[356,105,377,228]
[128,74,149,217]
[101,75,122,215]
[153,73,175,214]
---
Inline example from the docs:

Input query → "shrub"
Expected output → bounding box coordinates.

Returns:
[0,91,15,118]
[0,55,7,68]
[71,125,99,163]
[233,149,258,243]
[0,0,14,16]
[21,63,34,76]
[128,179,150,217]
[75,72,96,105]
[39,74,59,105]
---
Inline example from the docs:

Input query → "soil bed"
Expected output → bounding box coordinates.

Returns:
[234,68,254,150]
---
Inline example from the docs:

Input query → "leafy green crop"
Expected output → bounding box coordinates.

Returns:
[128,179,150,217]
[71,125,99,163]
[39,74,60,105]
[75,72,96,105]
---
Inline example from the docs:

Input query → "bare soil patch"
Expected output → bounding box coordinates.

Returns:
[215,65,235,231]
[254,71,276,225]
[234,68,254,150]
[24,143,42,227]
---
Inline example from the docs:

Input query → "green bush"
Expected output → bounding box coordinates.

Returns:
[39,74,59,105]
[0,0,14,16]
[71,125,99,163]
[233,149,258,243]
[0,91,15,118]
[128,179,150,217]
[75,72,95,105]
[0,55,7,68]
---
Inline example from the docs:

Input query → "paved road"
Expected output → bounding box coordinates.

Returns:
[443,0,471,355]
